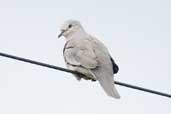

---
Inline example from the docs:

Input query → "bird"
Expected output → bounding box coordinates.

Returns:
[58,20,120,99]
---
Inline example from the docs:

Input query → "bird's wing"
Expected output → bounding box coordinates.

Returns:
[89,36,120,98]
[63,39,98,69]
[63,37,120,99]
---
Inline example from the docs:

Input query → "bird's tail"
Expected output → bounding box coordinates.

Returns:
[99,76,120,99]
[91,70,120,99]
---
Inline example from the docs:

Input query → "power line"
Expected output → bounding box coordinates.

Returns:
[0,52,170,98]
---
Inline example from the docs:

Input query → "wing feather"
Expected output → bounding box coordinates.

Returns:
[63,40,98,69]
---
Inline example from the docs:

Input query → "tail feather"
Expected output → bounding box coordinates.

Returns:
[98,76,120,99]
[90,70,120,99]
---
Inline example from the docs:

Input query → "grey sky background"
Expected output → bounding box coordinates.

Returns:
[0,0,171,114]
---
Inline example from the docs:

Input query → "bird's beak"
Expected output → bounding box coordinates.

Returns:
[58,30,65,38]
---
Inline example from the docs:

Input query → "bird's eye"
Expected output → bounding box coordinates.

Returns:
[68,24,72,28]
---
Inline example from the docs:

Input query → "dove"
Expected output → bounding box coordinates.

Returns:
[58,20,120,99]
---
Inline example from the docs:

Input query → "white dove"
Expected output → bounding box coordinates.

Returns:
[58,20,120,99]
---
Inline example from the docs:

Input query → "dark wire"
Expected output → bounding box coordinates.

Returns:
[0,52,170,98]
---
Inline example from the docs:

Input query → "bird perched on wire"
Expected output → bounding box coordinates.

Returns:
[58,20,120,99]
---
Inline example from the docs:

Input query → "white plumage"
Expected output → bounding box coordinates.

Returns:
[59,20,120,99]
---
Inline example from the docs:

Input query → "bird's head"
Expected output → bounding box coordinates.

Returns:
[58,20,84,38]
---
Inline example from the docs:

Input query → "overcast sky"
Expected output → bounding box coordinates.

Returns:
[0,0,171,114]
